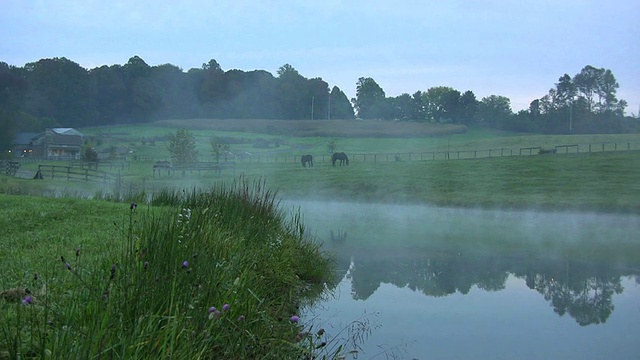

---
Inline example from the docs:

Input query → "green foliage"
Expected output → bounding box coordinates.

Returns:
[0,182,335,358]
[209,133,230,162]
[82,146,98,163]
[168,129,198,165]
[353,77,386,119]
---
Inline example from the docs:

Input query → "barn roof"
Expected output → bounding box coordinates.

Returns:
[51,128,84,137]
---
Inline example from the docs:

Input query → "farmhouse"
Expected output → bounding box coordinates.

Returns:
[11,132,39,158]
[14,128,84,160]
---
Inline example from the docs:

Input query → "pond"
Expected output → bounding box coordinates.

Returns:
[285,201,640,360]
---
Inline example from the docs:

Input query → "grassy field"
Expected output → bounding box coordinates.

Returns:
[80,120,640,160]
[2,120,639,357]
[5,119,640,213]
[0,184,337,359]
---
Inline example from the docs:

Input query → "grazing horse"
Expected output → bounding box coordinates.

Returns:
[331,152,349,166]
[301,154,313,167]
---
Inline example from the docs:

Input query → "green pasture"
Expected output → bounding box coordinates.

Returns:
[5,131,640,213]
[80,121,640,161]
[5,121,640,212]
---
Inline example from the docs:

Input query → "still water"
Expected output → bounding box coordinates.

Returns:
[286,201,640,360]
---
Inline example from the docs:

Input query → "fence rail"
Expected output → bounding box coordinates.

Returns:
[35,165,115,182]
[211,140,640,164]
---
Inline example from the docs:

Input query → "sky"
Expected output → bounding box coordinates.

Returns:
[1,0,639,114]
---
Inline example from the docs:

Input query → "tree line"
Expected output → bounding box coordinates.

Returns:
[1,55,636,155]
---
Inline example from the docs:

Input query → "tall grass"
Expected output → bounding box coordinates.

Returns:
[0,180,338,359]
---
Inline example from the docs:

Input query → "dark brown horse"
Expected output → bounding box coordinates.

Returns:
[301,154,313,167]
[331,152,349,166]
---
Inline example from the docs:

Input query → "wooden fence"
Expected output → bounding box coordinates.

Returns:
[1,160,21,176]
[153,161,237,177]
[35,164,115,182]
[217,140,640,164]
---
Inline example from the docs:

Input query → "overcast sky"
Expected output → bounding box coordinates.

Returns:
[2,0,638,114]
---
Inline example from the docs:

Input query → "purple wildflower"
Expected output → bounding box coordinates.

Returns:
[182,261,189,268]
[290,315,300,323]
[222,304,230,311]
[65,262,72,271]
[144,261,149,270]
[22,296,33,305]
[130,202,137,210]
[208,306,217,313]
[237,315,245,322]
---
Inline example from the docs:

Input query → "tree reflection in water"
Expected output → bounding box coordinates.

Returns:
[329,244,634,326]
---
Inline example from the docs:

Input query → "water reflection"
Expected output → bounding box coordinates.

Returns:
[333,249,632,326]
[288,201,640,358]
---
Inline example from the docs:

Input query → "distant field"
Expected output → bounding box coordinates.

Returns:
[6,120,639,213]
[153,118,468,137]
[81,119,640,162]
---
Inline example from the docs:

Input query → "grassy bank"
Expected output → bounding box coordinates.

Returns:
[0,182,336,359]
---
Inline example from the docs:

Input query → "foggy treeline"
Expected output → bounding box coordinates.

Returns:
[1,55,637,150]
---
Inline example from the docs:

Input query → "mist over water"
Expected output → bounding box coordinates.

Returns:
[283,200,640,360]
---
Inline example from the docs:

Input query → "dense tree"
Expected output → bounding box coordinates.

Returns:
[89,65,127,124]
[0,62,27,155]
[199,59,225,106]
[526,65,627,134]
[1,56,633,135]
[458,90,479,125]
[168,129,198,166]
[478,95,512,128]
[554,74,576,108]
[308,77,330,120]
[276,64,309,119]
[23,57,96,127]
[123,56,161,121]
[329,86,354,120]
[423,86,461,123]
[410,91,427,121]
[152,63,199,119]
[352,77,386,119]
[387,93,414,121]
